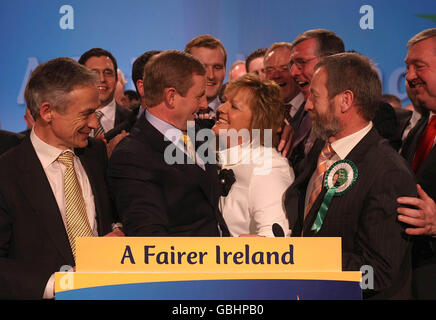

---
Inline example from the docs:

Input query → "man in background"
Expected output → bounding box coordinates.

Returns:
[185,35,227,119]
[79,48,132,142]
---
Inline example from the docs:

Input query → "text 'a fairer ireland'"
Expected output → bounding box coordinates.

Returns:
[120,244,294,265]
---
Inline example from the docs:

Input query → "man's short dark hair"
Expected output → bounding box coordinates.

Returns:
[245,48,267,72]
[293,29,345,57]
[78,47,118,80]
[131,50,162,93]
[315,52,381,121]
[185,34,227,65]
[143,50,206,108]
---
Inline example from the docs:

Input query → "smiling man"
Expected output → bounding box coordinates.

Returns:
[264,42,305,168]
[185,35,227,118]
[108,50,229,237]
[78,48,132,141]
[285,52,416,299]
[398,28,436,299]
[0,57,122,299]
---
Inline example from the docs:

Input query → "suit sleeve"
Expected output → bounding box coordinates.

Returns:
[0,192,52,299]
[342,166,416,295]
[107,148,170,236]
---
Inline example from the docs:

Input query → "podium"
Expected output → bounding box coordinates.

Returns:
[55,237,362,300]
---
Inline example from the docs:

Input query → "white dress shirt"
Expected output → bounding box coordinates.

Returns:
[145,111,206,170]
[207,96,222,117]
[218,142,294,237]
[30,129,97,298]
[90,99,116,136]
[304,122,373,212]
[288,92,305,118]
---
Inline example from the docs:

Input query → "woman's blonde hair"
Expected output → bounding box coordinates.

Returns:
[224,73,284,147]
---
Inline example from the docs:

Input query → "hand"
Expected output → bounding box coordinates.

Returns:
[104,228,125,237]
[277,123,293,158]
[397,184,436,236]
[106,130,129,158]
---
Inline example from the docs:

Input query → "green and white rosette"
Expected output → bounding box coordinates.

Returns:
[311,159,358,233]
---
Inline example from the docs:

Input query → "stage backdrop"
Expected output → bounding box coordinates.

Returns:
[1,0,435,132]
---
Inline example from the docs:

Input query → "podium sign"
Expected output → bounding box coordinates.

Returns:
[55,237,362,300]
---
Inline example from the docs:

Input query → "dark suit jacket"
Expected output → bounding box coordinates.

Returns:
[400,113,436,299]
[0,130,24,155]
[103,103,134,142]
[285,127,416,299]
[373,102,402,151]
[289,101,312,171]
[0,137,115,299]
[107,113,229,237]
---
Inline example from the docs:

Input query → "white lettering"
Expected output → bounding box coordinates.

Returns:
[359,5,374,30]
[59,5,74,30]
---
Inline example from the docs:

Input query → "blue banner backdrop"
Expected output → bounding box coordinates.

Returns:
[1,0,435,132]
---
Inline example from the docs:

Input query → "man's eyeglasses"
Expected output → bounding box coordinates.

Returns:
[289,57,318,70]
[264,64,290,75]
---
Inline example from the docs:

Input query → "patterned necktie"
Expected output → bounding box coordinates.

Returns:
[57,152,93,260]
[94,110,105,136]
[181,133,196,164]
[412,115,436,172]
[305,143,336,219]
[284,103,292,124]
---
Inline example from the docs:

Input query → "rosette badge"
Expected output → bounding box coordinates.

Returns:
[311,160,358,233]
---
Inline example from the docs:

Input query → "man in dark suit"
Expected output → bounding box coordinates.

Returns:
[397,28,436,299]
[78,48,132,142]
[108,50,228,237]
[288,29,345,171]
[284,52,416,299]
[0,57,122,299]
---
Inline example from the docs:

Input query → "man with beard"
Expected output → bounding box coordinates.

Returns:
[284,52,416,299]
[397,28,436,299]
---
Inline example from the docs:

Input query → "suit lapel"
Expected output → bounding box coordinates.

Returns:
[302,128,380,235]
[16,138,73,263]
[139,117,217,205]
[401,114,429,163]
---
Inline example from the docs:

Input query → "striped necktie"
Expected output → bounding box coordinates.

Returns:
[94,110,105,137]
[57,151,93,260]
[181,133,196,164]
[305,143,336,219]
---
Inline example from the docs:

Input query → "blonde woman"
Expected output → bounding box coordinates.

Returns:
[213,73,294,237]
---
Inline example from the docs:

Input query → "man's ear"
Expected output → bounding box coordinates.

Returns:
[39,102,54,123]
[136,80,144,98]
[164,87,177,109]
[339,89,354,113]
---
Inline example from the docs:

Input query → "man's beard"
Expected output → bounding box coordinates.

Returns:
[311,102,342,140]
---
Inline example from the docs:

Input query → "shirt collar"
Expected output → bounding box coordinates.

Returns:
[99,99,116,120]
[30,128,76,169]
[145,110,189,146]
[330,122,373,160]
[208,96,222,114]
[288,92,305,108]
